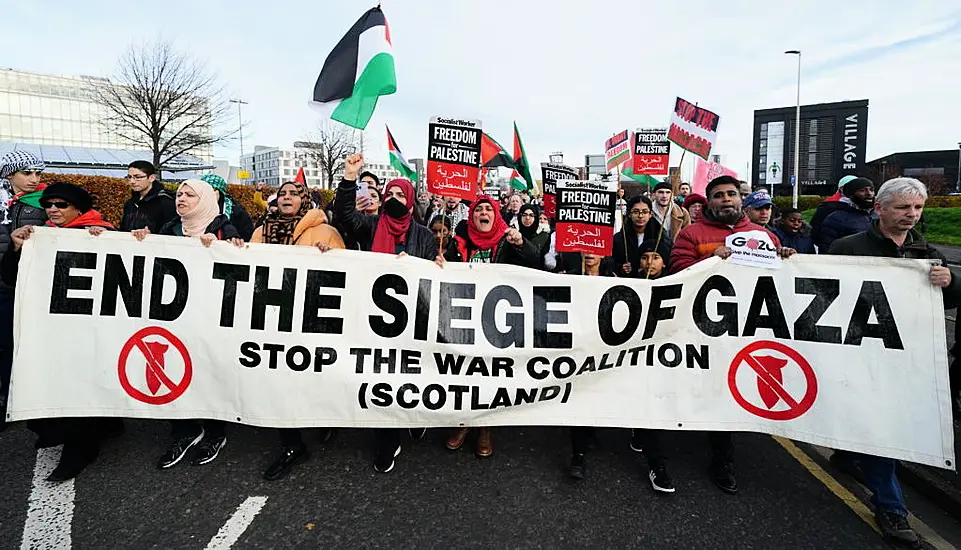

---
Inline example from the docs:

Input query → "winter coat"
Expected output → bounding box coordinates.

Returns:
[160,214,241,240]
[653,202,692,244]
[226,199,255,241]
[120,181,177,234]
[669,213,782,274]
[444,220,540,268]
[250,209,346,249]
[0,200,47,291]
[827,220,960,309]
[774,226,816,254]
[609,218,663,278]
[334,179,437,260]
[811,200,873,252]
[1,211,114,287]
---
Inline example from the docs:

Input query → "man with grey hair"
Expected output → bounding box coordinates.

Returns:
[829,177,960,547]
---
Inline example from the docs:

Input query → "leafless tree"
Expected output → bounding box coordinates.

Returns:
[91,39,234,173]
[299,122,365,189]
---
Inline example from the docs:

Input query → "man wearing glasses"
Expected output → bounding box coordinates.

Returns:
[120,161,177,234]
[0,150,49,429]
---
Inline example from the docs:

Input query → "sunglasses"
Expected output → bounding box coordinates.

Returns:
[41,200,72,209]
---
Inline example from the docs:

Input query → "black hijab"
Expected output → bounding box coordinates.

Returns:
[516,203,540,240]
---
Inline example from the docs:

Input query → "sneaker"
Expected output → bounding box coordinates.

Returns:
[648,462,676,493]
[568,453,587,480]
[263,446,309,481]
[710,460,738,495]
[318,428,334,444]
[192,435,227,466]
[874,510,920,547]
[409,427,427,441]
[629,429,644,453]
[157,430,204,470]
[373,443,401,473]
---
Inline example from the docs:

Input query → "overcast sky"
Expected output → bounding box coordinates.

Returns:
[6,0,961,181]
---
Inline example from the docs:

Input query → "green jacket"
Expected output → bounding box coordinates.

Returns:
[828,220,961,309]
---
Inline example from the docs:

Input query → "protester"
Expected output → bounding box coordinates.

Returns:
[774,208,816,254]
[670,176,792,275]
[667,175,795,494]
[362,184,383,215]
[3,183,117,481]
[609,196,662,278]
[249,181,345,480]
[429,214,453,253]
[201,174,255,241]
[502,194,524,226]
[131,179,244,469]
[253,181,270,211]
[336,155,436,474]
[441,195,538,456]
[651,182,691,245]
[682,194,706,223]
[738,181,752,199]
[513,203,550,267]
[675,182,692,205]
[0,150,47,427]
[827,177,959,546]
[616,187,627,217]
[742,191,775,230]
[811,176,875,252]
[120,161,177,233]
[432,196,469,229]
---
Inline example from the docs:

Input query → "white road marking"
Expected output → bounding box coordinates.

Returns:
[21,446,75,550]
[204,496,268,550]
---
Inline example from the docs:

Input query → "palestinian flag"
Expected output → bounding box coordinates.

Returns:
[620,165,660,188]
[294,167,307,185]
[310,7,396,130]
[386,125,417,182]
[508,168,526,191]
[512,122,534,191]
[481,132,513,168]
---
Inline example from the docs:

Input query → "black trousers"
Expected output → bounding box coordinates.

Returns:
[375,428,402,454]
[278,428,305,449]
[171,419,225,440]
[569,427,734,466]
[29,417,122,458]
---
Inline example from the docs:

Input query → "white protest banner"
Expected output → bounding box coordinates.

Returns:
[8,229,954,469]
[726,230,781,270]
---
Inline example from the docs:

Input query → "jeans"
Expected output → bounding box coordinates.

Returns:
[838,450,908,516]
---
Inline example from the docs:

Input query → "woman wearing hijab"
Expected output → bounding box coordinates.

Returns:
[131,179,244,470]
[335,155,436,474]
[251,181,346,480]
[201,174,255,241]
[439,196,539,457]
[512,203,550,269]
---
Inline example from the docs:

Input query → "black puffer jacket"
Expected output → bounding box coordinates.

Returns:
[444,220,540,268]
[609,218,663,278]
[225,199,254,241]
[159,214,241,240]
[120,181,177,233]
[0,201,47,291]
[333,179,436,260]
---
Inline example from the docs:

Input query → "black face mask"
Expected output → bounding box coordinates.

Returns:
[383,197,409,219]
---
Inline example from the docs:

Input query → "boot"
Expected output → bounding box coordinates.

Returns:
[475,427,493,458]
[446,427,470,450]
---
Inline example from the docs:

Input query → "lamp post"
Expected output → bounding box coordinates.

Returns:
[229,98,248,159]
[785,50,801,208]
[956,142,961,193]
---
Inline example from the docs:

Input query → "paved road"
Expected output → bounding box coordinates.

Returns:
[0,419,957,549]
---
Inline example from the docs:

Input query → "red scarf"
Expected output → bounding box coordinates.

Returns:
[371,179,414,254]
[48,209,115,229]
[466,196,508,251]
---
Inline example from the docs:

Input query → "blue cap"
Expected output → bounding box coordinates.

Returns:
[743,191,773,209]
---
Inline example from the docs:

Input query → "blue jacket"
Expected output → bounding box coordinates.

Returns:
[774,226,816,254]
[813,200,873,252]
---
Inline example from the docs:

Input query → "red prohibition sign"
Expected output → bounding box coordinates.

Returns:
[118,326,192,405]
[728,340,817,421]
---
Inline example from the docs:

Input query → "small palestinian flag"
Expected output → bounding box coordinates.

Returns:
[310,7,396,130]
[386,125,417,182]
[512,122,534,191]
[294,167,307,185]
[481,132,513,168]
[508,168,526,191]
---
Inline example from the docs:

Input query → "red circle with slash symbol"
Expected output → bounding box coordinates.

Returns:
[728,340,817,421]
[118,326,192,405]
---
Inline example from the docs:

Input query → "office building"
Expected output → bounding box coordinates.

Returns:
[867,148,961,194]
[0,67,213,162]
[752,99,869,195]
[241,142,401,188]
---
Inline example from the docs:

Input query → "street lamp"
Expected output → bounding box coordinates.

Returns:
[956,142,961,193]
[785,50,801,208]
[229,98,248,159]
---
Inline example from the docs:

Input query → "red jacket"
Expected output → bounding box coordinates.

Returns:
[669,214,781,273]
